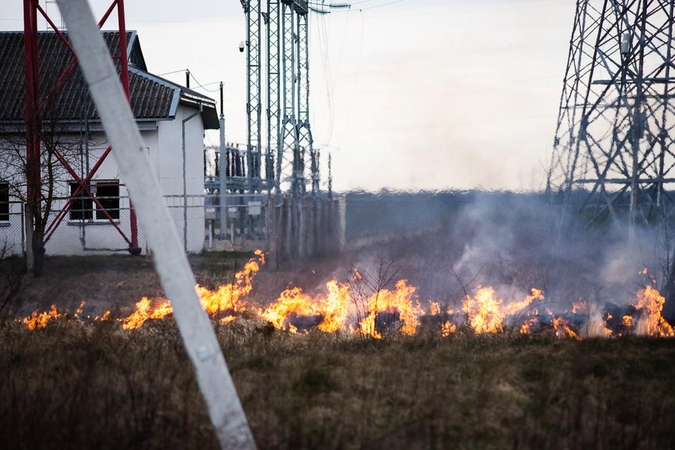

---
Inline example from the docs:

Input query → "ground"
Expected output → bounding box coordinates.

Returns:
[2,211,675,448]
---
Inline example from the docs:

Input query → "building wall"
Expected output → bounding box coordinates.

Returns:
[0,104,207,256]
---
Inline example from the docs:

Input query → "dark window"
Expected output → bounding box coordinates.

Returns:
[0,182,9,222]
[69,182,93,221]
[95,181,120,220]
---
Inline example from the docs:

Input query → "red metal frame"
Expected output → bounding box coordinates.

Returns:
[23,0,140,254]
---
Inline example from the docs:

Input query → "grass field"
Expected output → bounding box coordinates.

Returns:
[1,318,675,449]
[3,210,675,449]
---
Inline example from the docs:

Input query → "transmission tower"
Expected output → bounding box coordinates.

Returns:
[241,0,262,192]
[240,0,322,196]
[549,0,675,232]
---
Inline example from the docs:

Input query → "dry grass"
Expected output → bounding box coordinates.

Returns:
[1,318,675,450]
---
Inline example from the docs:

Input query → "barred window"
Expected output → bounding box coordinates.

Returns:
[94,180,120,220]
[69,180,120,222]
[0,182,9,222]
[69,182,93,221]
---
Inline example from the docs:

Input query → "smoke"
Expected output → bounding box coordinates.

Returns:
[340,189,673,321]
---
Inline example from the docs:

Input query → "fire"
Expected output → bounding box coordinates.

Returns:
[572,299,589,314]
[441,321,456,336]
[121,252,264,330]
[502,288,544,315]
[462,288,546,334]
[359,280,423,338]
[552,317,580,340]
[121,297,172,330]
[317,280,351,333]
[464,287,504,333]
[22,304,63,330]
[634,286,674,337]
[261,287,319,331]
[17,250,675,342]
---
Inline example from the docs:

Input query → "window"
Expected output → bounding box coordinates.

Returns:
[94,180,120,220]
[0,182,9,222]
[69,180,120,222]
[69,182,93,221]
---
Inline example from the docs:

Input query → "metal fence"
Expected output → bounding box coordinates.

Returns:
[0,201,25,256]
[0,194,279,256]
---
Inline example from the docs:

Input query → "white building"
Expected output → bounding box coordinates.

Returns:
[0,30,218,255]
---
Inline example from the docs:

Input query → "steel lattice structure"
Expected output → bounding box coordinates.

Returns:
[241,0,263,192]
[549,0,675,230]
[239,0,318,196]
[22,0,140,253]
[280,0,298,193]
[266,0,280,185]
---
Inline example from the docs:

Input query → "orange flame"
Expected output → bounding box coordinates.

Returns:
[121,297,173,330]
[502,288,545,315]
[261,287,319,331]
[464,287,504,333]
[121,252,264,330]
[552,317,580,340]
[359,280,422,338]
[633,286,674,337]
[441,321,456,337]
[572,299,589,314]
[317,280,351,333]
[22,304,63,330]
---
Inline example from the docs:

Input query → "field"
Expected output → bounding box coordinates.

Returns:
[3,197,675,449]
[2,318,675,449]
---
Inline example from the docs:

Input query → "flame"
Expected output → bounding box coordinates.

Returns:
[317,280,351,333]
[22,304,63,330]
[572,299,589,314]
[261,287,319,331]
[441,321,456,336]
[19,253,675,342]
[463,287,505,333]
[121,297,172,330]
[120,252,264,330]
[553,317,580,340]
[502,288,544,315]
[254,249,265,265]
[359,280,422,338]
[633,286,674,337]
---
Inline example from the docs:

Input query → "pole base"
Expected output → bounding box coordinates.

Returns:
[128,247,142,256]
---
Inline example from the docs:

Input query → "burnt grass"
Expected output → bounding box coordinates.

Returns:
[1,320,675,450]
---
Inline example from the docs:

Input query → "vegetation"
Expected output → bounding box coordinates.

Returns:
[1,319,675,450]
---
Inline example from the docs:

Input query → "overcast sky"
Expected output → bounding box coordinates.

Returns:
[1,0,577,192]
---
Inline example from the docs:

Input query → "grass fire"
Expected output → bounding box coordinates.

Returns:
[18,251,675,340]
[3,195,675,449]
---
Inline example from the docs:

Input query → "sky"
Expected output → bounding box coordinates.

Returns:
[1,0,577,192]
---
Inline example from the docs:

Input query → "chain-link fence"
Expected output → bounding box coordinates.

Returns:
[0,194,278,256]
[0,201,25,256]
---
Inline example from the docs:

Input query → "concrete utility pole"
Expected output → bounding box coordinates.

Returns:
[55,0,256,448]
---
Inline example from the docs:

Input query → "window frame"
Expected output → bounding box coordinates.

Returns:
[68,179,120,223]
[0,182,9,223]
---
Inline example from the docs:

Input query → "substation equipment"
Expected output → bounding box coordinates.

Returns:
[206,0,343,240]
[207,0,326,200]
[548,0,675,234]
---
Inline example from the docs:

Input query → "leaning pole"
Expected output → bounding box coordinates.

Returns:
[55,0,256,448]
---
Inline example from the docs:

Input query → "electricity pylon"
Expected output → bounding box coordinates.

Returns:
[548,0,675,233]
[241,0,322,195]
